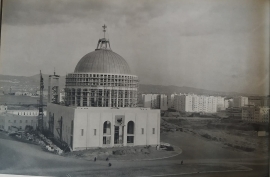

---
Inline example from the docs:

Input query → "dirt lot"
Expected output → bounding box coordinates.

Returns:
[64,145,182,161]
[161,116,269,155]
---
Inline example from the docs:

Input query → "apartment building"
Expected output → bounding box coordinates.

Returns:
[242,106,269,123]
[233,96,248,107]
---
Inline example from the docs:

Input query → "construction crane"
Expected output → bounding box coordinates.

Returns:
[38,70,44,131]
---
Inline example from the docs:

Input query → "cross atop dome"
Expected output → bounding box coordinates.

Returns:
[102,24,107,38]
[96,24,111,50]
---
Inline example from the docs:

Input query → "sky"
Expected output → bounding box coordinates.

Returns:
[0,0,269,95]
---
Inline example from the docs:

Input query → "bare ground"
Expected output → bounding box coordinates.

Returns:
[161,116,269,156]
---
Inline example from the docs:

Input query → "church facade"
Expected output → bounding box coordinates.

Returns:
[47,25,160,151]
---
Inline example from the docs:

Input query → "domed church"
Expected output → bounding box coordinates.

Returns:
[47,25,160,151]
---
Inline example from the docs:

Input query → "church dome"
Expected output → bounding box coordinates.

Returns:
[74,49,131,74]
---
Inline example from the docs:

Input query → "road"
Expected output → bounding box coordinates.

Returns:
[0,131,268,177]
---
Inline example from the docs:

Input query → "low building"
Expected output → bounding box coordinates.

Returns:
[242,106,269,123]
[0,105,7,113]
[0,113,38,131]
[226,107,242,118]
[7,110,47,117]
[0,106,47,131]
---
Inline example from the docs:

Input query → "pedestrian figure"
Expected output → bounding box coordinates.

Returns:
[181,160,183,165]
[106,157,109,161]
[108,163,112,167]
[94,157,96,162]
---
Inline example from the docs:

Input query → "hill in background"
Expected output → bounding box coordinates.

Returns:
[0,74,256,97]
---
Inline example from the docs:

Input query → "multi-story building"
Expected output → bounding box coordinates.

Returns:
[167,93,176,108]
[192,95,199,112]
[142,94,168,111]
[216,96,225,111]
[159,94,168,111]
[174,94,193,112]
[233,96,248,107]
[224,99,229,109]
[207,96,217,113]
[174,94,222,113]
[143,94,160,109]
[242,105,269,123]
[198,95,208,112]
[248,96,270,107]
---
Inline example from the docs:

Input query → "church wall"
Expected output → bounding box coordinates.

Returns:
[47,103,75,147]
[48,105,160,151]
[133,112,147,146]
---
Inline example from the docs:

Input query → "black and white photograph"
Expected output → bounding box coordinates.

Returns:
[0,0,269,176]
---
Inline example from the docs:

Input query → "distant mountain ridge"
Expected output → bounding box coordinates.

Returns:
[0,74,257,96]
[138,84,251,96]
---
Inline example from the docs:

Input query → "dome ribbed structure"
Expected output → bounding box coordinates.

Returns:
[65,25,138,108]
[74,49,131,74]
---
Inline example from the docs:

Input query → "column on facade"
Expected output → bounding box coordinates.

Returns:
[94,89,97,107]
[109,89,112,107]
[119,125,123,144]
[122,89,125,107]
[132,91,136,107]
[74,88,77,106]
[128,90,131,107]
[87,89,90,107]
[102,88,104,107]
[116,90,119,107]
[80,89,83,106]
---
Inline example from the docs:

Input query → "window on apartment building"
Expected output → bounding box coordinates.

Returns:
[8,120,10,123]
[20,120,22,123]
[31,120,33,123]
[25,120,28,123]
[152,128,155,134]
[14,120,16,123]
[94,129,97,135]
[81,129,84,136]
[142,128,144,134]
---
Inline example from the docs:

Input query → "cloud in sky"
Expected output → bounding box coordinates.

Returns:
[1,0,269,95]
